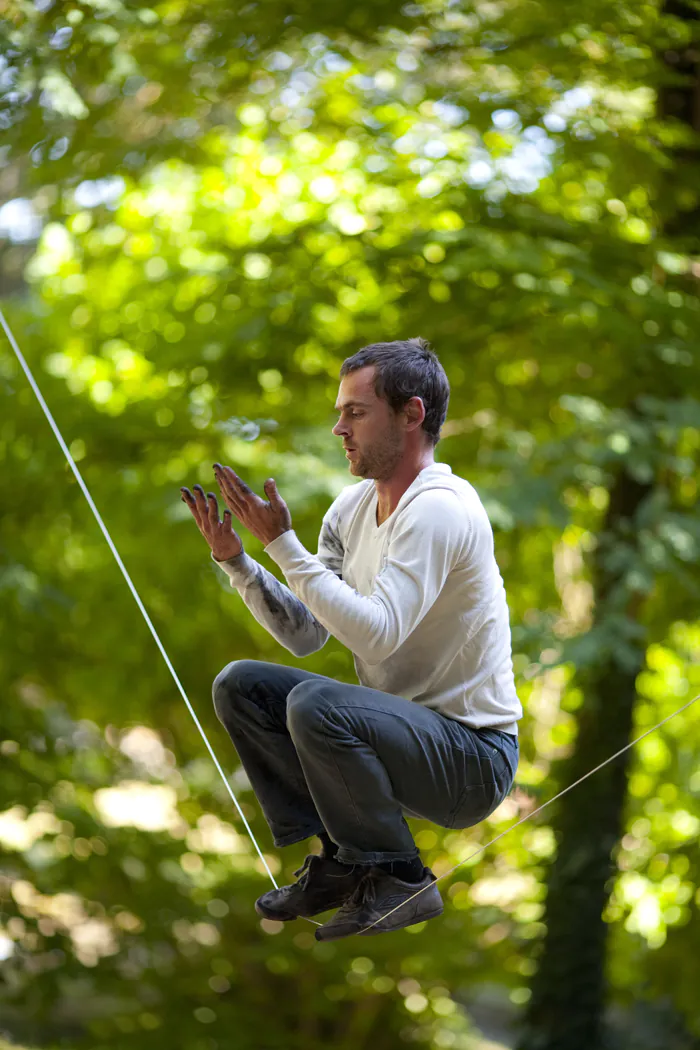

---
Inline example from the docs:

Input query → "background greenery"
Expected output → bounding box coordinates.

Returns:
[1,1,699,1048]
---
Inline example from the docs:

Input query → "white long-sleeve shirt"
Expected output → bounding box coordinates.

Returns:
[212,462,522,735]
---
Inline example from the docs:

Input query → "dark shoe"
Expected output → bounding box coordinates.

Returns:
[254,853,365,921]
[314,865,443,941]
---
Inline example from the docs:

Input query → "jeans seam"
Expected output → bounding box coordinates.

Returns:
[316,700,435,858]
[448,748,507,826]
[447,784,469,826]
[318,705,367,837]
[318,700,470,799]
[274,825,325,848]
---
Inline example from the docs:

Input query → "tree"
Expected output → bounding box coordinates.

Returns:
[519,3,700,1047]
[2,1,700,1047]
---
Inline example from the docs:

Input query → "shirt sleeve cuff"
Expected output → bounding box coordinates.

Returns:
[210,549,256,583]
[264,529,307,569]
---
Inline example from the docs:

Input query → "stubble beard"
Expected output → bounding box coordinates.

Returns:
[352,427,403,481]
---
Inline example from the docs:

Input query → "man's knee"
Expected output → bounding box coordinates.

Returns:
[212,659,260,721]
[286,679,330,732]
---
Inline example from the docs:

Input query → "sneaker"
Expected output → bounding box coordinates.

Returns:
[254,853,365,922]
[314,865,443,941]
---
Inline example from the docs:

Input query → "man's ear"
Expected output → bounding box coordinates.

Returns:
[405,396,426,430]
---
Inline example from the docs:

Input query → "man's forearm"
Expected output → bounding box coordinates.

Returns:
[212,551,329,657]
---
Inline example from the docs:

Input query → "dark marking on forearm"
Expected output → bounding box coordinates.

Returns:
[319,517,344,569]
[247,561,318,633]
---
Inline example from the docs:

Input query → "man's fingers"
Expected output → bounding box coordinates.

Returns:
[192,484,209,506]
[182,485,216,532]
[216,464,256,500]
[181,486,201,520]
[213,467,239,499]
[206,492,220,523]
[231,472,252,495]
[215,475,243,511]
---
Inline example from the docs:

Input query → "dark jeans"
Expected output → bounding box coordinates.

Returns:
[212,659,519,867]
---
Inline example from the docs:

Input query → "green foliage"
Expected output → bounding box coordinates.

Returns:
[2,0,700,1048]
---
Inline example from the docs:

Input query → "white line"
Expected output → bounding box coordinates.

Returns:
[0,308,285,894]
[358,691,700,933]
[6,306,693,939]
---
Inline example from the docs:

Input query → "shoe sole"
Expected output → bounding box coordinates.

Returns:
[315,891,444,940]
[254,900,298,921]
[254,896,352,922]
[359,904,444,935]
[315,905,444,941]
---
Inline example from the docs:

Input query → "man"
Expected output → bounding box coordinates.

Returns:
[181,337,521,941]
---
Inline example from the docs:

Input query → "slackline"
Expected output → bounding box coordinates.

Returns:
[3,306,698,936]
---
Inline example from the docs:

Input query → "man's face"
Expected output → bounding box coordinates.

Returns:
[331,365,404,481]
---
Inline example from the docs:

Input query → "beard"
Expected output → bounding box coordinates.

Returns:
[350,423,404,480]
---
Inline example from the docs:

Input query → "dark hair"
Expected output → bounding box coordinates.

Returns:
[339,337,450,448]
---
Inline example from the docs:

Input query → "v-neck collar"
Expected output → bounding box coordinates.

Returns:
[371,462,452,530]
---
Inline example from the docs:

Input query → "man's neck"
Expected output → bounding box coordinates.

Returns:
[375,453,435,525]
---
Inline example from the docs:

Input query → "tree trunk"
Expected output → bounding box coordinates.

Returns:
[517,468,652,1050]
[519,5,699,1044]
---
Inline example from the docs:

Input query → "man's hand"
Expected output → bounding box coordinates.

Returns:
[180,485,244,562]
[212,463,292,547]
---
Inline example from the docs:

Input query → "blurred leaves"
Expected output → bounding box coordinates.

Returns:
[1,0,700,1048]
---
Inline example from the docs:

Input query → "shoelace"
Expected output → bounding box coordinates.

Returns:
[342,870,376,911]
[291,854,315,887]
[6,307,700,940]
[292,854,361,888]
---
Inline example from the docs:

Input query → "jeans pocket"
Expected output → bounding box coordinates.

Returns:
[485,734,519,789]
[447,739,519,829]
[447,749,501,829]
